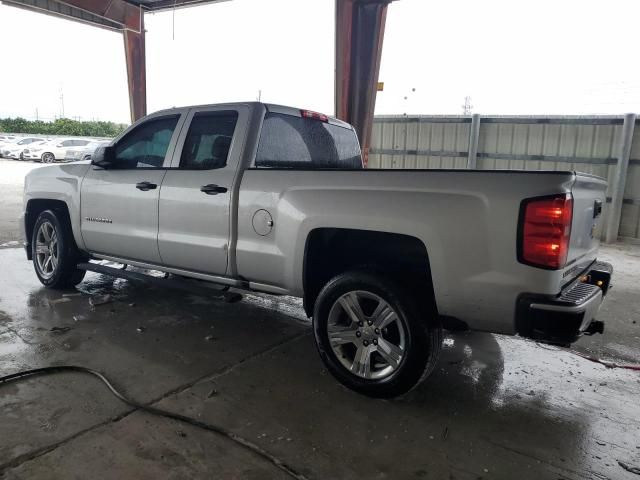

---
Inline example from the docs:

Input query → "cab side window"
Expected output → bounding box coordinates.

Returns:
[179,111,238,169]
[114,115,179,169]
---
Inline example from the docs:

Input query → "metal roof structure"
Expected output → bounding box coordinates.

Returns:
[2,0,229,31]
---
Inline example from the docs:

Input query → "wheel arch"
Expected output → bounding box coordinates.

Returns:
[302,228,437,320]
[25,199,72,260]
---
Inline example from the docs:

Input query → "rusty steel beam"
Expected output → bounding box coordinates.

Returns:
[61,0,142,31]
[1,0,122,30]
[2,0,145,123]
[57,0,146,121]
[123,14,147,122]
[2,0,143,32]
[335,0,391,166]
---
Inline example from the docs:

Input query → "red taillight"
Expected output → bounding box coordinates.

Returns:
[519,194,573,269]
[300,109,328,122]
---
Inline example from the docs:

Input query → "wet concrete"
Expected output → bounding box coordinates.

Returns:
[0,246,639,479]
[574,243,640,364]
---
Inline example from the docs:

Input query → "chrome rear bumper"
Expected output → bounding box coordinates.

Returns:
[516,261,613,345]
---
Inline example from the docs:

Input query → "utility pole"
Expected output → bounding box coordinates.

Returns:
[257,89,262,102]
[59,87,65,119]
[462,96,473,115]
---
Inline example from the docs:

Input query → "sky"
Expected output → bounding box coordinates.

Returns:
[1,0,639,124]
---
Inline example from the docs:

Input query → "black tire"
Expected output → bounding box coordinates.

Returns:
[42,153,55,163]
[31,209,86,289]
[313,271,442,398]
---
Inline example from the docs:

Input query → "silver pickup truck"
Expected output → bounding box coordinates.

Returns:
[21,102,613,397]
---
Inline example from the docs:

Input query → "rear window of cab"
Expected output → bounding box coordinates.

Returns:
[255,112,362,169]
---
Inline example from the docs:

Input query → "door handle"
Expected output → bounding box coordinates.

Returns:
[136,181,157,191]
[593,199,602,218]
[200,184,228,195]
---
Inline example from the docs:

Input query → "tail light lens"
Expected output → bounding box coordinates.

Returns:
[519,194,573,269]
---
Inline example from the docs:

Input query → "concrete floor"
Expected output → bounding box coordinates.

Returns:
[0,246,639,480]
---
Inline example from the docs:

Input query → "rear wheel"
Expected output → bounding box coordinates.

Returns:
[42,153,55,163]
[313,271,442,398]
[32,210,85,289]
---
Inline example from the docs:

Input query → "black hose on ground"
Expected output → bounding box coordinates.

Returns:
[0,366,308,480]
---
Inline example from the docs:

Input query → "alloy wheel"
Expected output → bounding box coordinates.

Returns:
[35,221,59,279]
[327,290,406,380]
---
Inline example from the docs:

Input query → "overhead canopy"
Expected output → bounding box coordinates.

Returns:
[1,0,229,32]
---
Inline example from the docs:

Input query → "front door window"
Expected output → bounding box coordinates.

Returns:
[114,116,179,168]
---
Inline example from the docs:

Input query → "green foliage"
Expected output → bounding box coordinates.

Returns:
[0,117,127,137]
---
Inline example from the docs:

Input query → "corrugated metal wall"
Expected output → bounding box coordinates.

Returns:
[370,115,640,241]
[625,130,640,239]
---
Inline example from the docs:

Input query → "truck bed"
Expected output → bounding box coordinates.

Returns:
[236,168,607,334]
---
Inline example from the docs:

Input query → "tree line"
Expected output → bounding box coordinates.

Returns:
[0,117,127,137]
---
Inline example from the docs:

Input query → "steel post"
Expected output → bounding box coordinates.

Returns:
[467,113,481,169]
[605,113,636,243]
[123,10,146,123]
[335,0,391,167]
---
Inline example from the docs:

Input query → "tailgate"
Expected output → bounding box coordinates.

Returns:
[565,173,608,271]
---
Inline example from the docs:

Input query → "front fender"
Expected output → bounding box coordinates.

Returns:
[24,163,91,250]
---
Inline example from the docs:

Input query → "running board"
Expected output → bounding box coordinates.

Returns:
[77,262,230,295]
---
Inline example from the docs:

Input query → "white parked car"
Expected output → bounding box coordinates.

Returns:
[0,134,18,149]
[20,140,48,161]
[65,140,112,162]
[24,138,92,163]
[0,136,21,157]
[3,137,47,160]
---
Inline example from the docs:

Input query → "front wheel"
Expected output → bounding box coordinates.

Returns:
[42,153,55,163]
[313,271,442,398]
[32,210,85,289]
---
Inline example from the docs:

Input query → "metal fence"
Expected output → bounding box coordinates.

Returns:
[369,114,640,242]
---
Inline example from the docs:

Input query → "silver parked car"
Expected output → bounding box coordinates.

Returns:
[65,140,111,162]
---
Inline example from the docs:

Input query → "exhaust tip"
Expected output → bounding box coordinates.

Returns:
[585,320,605,336]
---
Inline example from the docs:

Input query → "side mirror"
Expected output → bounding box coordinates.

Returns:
[91,145,116,169]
